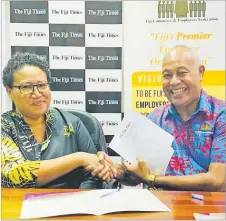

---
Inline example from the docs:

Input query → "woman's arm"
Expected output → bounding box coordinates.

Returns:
[1,136,101,187]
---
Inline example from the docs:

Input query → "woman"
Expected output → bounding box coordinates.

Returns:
[1,52,113,188]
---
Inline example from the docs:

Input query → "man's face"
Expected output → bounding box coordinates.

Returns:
[162,50,203,109]
[7,65,51,119]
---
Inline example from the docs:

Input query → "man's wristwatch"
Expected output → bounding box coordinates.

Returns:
[146,174,157,189]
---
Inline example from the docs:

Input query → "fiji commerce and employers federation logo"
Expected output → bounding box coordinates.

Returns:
[158,0,206,18]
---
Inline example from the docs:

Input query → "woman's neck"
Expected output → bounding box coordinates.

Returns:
[15,109,45,126]
[23,115,45,127]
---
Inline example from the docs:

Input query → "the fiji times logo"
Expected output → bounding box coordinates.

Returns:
[52,54,83,61]
[88,32,119,38]
[52,31,83,38]
[88,77,118,83]
[88,9,119,16]
[15,31,46,37]
[53,99,83,105]
[51,9,82,15]
[88,99,119,106]
[147,0,218,23]
[52,76,83,83]
[14,8,47,15]
[88,55,119,62]
[99,120,119,127]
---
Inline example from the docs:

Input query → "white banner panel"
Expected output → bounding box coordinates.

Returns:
[51,91,85,110]
[10,23,49,46]
[48,1,85,24]
[86,70,122,91]
[49,46,85,69]
[86,24,122,47]
[91,113,121,135]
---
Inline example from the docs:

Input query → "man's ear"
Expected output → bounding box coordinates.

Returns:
[199,65,205,81]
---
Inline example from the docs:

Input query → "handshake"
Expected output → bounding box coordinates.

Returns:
[83,151,126,182]
[80,151,154,185]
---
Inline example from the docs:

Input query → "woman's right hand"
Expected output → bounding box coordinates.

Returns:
[77,152,100,168]
[78,152,114,182]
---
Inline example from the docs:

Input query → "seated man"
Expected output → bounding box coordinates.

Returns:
[90,45,226,191]
[1,52,112,188]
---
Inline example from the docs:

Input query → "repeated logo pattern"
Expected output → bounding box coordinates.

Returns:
[10,1,123,154]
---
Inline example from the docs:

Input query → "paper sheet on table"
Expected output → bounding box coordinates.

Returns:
[20,189,170,219]
[109,110,174,175]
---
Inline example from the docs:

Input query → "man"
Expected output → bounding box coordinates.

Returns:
[90,45,226,191]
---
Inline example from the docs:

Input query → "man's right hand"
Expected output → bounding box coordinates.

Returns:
[123,157,152,182]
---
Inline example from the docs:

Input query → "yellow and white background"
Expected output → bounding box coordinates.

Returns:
[123,1,225,115]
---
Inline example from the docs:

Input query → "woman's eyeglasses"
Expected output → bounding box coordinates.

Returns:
[13,83,50,95]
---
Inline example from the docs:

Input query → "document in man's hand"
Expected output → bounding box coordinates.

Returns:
[109,110,174,175]
[20,189,170,219]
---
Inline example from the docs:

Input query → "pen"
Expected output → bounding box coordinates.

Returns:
[191,193,204,200]
[101,181,121,198]
[117,181,122,191]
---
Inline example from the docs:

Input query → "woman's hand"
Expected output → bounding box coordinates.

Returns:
[85,152,116,182]
[77,152,101,168]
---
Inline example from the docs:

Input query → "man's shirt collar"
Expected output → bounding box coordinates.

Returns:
[166,89,211,120]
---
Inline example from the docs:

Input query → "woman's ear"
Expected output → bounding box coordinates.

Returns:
[6,87,13,100]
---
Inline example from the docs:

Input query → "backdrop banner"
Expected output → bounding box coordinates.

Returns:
[124,1,225,116]
[9,1,123,149]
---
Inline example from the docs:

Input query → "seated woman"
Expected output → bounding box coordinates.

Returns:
[1,52,112,188]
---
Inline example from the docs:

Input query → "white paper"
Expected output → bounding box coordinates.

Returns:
[194,213,225,220]
[20,189,170,219]
[98,189,170,215]
[109,110,174,175]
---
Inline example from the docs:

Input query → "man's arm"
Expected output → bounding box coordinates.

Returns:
[146,106,226,191]
[155,110,226,191]
[154,163,225,191]
[123,158,225,191]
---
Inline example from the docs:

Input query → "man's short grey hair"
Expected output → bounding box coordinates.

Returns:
[162,45,201,66]
[2,52,51,88]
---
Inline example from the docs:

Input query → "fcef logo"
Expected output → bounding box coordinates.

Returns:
[158,0,206,18]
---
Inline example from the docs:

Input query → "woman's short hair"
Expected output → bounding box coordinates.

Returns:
[2,52,51,88]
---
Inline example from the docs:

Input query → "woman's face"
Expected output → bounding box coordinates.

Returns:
[7,65,51,119]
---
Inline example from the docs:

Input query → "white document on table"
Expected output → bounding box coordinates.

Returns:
[20,189,170,219]
[109,110,174,175]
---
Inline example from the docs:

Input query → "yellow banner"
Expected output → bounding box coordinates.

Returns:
[132,70,225,87]
[132,70,225,115]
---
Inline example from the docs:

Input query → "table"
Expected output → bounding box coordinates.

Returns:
[2,188,225,220]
